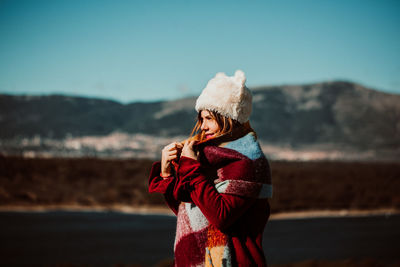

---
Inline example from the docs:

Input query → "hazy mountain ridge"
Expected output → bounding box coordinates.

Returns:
[1,81,399,160]
[250,81,400,149]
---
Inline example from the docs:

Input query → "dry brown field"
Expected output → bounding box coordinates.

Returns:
[1,155,399,213]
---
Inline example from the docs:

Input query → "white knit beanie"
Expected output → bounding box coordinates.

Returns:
[195,70,252,123]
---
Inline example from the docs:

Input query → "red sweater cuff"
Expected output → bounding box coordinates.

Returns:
[148,161,175,194]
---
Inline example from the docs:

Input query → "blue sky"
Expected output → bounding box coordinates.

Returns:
[0,0,399,103]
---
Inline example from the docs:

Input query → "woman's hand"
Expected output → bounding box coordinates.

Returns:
[161,142,183,177]
[181,140,198,161]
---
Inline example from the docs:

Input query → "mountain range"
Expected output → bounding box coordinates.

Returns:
[1,81,399,160]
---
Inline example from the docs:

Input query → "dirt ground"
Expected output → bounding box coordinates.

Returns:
[0,155,399,214]
[1,155,400,267]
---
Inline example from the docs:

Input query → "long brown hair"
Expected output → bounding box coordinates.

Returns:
[187,110,256,143]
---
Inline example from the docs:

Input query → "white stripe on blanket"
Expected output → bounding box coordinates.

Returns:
[215,180,273,198]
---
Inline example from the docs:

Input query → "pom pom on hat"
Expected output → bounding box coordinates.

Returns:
[195,70,252,123]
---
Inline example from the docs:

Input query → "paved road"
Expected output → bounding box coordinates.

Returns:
[0,211,399,266]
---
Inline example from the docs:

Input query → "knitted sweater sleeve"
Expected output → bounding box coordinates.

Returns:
[148,161,180,215]
[177,156,256,231]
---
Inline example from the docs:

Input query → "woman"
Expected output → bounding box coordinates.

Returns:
[149,70,273,266]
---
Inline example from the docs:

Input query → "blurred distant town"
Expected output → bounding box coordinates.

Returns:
[0,132,384,161]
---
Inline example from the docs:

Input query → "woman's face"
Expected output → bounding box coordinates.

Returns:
[200,110,220,139]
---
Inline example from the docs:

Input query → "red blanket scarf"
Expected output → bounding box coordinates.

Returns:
[149,132,273,266]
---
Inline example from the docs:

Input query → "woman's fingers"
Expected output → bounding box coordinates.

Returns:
[166,150,178,157]
[166,149,179,159]
[163,142,183,153]
[181,140,197,160]
[176,142,184,149]
[164,151,178,162]
[184,140,195,149]
[161,142,183,169]
[167,154,178,161]
[163,143,174,150]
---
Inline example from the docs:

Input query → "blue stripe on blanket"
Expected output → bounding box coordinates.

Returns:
[224,132,264,161]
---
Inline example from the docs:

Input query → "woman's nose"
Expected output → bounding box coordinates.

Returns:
[201,122,207,131]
